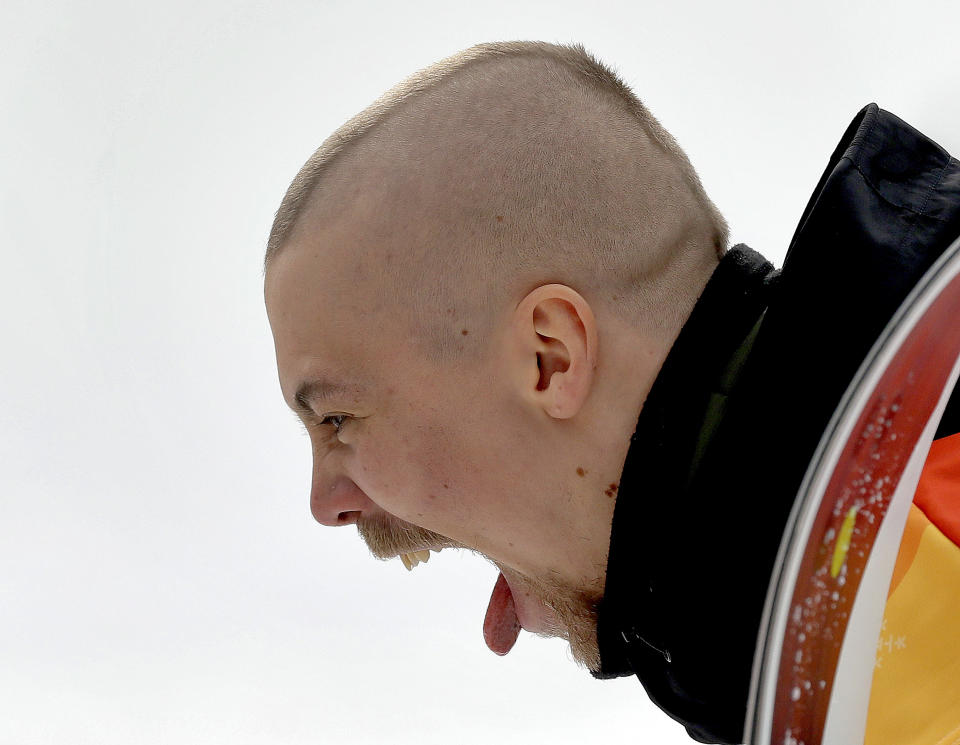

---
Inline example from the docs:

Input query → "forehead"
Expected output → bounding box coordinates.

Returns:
[265,237,387,405]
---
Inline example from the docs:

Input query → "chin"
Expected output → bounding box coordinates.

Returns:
[532,591,603,672]
[564,619,603,673]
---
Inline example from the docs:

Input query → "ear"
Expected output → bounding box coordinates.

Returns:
[509,284,598,419]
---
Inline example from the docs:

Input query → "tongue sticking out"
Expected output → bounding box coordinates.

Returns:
[483,572,521,655]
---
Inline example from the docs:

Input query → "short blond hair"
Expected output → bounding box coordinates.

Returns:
[266,41,726,267]
[265,42,728,355]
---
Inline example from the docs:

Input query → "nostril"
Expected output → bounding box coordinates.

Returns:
[311,476,375,526]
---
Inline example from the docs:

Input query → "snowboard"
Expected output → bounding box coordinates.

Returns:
[745,233,960,745]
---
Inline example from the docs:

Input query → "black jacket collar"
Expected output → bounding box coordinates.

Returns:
[595,245,778,732]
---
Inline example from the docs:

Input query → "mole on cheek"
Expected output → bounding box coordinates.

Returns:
[461,329,469,335]
[576,467,586,477]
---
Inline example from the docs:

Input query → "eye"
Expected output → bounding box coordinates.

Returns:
[319,414,349,434]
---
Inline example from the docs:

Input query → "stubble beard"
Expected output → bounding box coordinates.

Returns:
[517,571,603,672]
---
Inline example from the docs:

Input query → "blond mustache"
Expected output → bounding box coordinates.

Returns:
[356,512,463,559]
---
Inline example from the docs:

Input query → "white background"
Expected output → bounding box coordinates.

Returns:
[2,1,958,743]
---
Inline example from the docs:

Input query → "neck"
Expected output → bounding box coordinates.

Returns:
[551,314,675,589]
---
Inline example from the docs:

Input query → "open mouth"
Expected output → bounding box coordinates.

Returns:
[356,515,559,657]
[387,544,528,655]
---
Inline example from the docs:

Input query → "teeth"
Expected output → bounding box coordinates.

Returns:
[399,549,436,571]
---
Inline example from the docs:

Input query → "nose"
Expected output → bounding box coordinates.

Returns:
[311,473,378,526]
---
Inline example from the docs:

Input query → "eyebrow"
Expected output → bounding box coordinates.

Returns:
[292,378,358,417]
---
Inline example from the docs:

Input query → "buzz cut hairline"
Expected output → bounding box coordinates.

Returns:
[263,41,728,273]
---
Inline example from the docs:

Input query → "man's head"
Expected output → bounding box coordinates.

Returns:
[264,41,727,670]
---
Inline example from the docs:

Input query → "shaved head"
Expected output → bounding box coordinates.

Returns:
[266,41,728,356]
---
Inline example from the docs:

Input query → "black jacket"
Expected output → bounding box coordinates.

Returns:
[594,104,960,743]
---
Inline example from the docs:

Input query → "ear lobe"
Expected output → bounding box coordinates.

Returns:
[515,285,598,419]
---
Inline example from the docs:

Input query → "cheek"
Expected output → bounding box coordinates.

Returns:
[350,418,457,521]
[352,374,520,533]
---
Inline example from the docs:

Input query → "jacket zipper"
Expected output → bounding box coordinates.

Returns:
[621,627,672,664]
